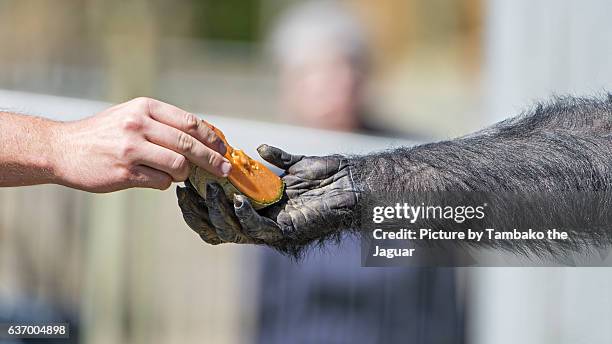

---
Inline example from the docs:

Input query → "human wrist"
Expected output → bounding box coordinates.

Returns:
[18,117,67,185]
[45,119,75,186]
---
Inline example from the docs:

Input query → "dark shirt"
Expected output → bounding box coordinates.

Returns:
[256,237,464,344]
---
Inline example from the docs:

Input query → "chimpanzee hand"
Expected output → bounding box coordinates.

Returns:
[176,144,360,252]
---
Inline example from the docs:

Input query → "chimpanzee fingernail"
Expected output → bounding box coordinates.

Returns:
[234,196,244,209]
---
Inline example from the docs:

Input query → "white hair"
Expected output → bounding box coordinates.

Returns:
[269,0,369,70]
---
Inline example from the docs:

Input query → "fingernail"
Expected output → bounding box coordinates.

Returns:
[234,196,244,209]
[220,161,232,177]
[257,144,268,154]
[218,141,227,155]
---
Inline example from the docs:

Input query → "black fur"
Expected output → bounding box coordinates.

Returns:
[348,94,612,258]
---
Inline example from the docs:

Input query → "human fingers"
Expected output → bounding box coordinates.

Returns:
[125,165,173,190]
[134,141,192,182]
[143,118,231,177]
[136,97,227,154]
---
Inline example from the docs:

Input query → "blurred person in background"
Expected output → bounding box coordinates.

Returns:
[253,2,464,343]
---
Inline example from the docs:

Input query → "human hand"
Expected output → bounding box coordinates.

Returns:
[52,97,231,192]
[176,145,360,254]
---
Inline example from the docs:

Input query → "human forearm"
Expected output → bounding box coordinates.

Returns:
[0,112,63,186]
[1,97,230,192]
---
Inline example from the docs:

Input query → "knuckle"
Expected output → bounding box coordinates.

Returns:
[177,167,190,181]
[204,127,220,146]
[170,154,188,174]
[132,96,153,108]
[117,167,134,183]
[176,132,194,153]
[118,139,137,160]
[200,233,222,245]
[208,152,224,168]
[122,114,144,132]
[132,97,158,115]
[183,112,200,132]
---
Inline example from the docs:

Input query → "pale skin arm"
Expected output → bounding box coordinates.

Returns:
[0,97,231,193]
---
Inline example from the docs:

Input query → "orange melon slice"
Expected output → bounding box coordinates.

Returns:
[189,124,284,209]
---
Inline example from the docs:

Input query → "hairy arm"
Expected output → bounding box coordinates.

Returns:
[0,112,61,186]
[178,94,612,256]
[350,95,612,255]
[358,95,612,195]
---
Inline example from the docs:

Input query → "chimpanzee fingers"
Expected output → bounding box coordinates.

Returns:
[205,182,255,244]
[176,185,222,245]
[257,144,304,170]
[233,194,284,243]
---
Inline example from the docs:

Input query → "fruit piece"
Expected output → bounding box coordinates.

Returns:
[189,124,284,209]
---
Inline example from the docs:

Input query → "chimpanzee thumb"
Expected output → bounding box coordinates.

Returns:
[257,144,304,170]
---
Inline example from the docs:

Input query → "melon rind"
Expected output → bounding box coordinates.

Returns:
[189,166,284,210]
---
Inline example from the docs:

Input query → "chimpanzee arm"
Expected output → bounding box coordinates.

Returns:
[359,95,612,194]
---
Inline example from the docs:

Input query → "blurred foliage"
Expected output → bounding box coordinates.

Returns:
[192,0,262,41]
